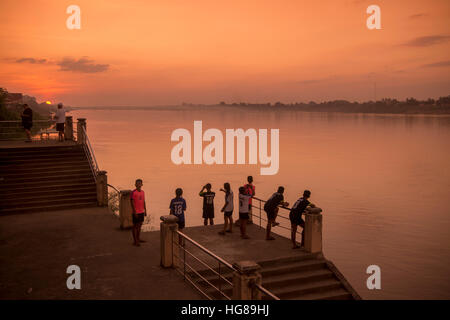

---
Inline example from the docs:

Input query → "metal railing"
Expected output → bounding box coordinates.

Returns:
[171,229,280,300]
[251,196,302,236]
[172,230,235,300]
[0,120,55,141]
[252,282,281,300]
[80,125,99,181]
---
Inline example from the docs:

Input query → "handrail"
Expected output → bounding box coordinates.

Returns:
[81,125,99,180]
[250,196,303,235]
[176,230,235,270]
[107,184,120,195]
[253,282,281,300]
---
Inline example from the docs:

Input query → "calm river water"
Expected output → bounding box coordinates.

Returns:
[70,107,450,300]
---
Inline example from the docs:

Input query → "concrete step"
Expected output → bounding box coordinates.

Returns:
[268,278,343,299]
[283,288,353,300]
[3,191,97,206]
[260,259,327,277]
[0,173,95,189]
[0,150,85,159]
[262,269,335,291]
[2,184,96,197]
[0,145,84,155]
[257,254,321,268]
[0,194,98,210]
[0,154,86,163]
[1,167,93,179]
[0,201,98,215]
[194,259,328,288]
[0,159,89,174]
[0,172,95,185]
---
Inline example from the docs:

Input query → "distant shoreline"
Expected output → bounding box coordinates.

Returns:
[71,102,450,115]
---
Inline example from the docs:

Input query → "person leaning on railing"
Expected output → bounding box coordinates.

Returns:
[263,186,289,240]
[289,190,315,249]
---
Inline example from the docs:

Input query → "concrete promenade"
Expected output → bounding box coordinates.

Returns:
[0,207,202,299]
[0,205,316,300]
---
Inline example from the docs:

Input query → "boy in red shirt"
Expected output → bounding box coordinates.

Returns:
[130,179,147,247]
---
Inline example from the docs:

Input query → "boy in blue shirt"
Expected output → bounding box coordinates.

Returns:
[170,188,187,244]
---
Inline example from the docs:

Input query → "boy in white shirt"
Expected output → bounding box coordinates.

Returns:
[238,186,252,239]
[219,183,233,235]
[55,103,66,142]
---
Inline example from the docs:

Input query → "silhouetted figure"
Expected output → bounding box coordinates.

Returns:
[244,176,255,222]
[219,182,233,235]
[130,179,147,246]
[21,104,32,142]
[170,188,186,245]
[290,190,315,249]
[199,183,215,225]
[264,186,289,240]
[238,186,252,239]
[55,103,66,142]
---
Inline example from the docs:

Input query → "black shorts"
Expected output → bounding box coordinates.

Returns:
[265,207,278,221]
[132,213,145,224]
[56,123,65,132]
[239,212,249,220]
[177,221,185,229]
[289,212,305,227]
[224,210,233,217]
[23,123,32,130]
[203,207,214,219]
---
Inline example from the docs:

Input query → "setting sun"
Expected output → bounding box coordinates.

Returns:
[45,101,51,105]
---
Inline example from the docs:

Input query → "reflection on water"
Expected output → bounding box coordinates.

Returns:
[70,108,450,300]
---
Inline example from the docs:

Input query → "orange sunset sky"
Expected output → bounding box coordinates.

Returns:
[0,0,449,106]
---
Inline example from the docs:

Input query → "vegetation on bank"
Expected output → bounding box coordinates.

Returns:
[0,88,53,139]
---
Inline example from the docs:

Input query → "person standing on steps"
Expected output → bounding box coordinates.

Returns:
[21,104,32,142]
[55,103,66,142]
[130,179,147,246]
[290,190,315,249]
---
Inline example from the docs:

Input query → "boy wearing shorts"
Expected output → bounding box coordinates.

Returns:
[170,188,187,245]
[219,182,233,235]
[238,186,252,239]
[199,183,215,225]
[290,190,315,249]
[130,179,147,247]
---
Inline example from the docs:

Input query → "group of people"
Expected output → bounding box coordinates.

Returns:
[129,176,316,249]
[20,103,66,142]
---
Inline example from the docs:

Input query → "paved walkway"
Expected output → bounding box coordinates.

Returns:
[0,207,202,299]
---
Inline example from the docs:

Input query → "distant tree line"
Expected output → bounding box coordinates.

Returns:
[217,95,450,114]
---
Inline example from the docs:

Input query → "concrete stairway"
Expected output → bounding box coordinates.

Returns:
[0,145,98,214]
[186,254,359,300]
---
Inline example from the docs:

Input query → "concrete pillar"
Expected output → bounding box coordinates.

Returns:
[119,190,133,229]
[304,207,323,253]
[160,215,179,268]
[96,171,108,206]
[232,261,262,300]
[65,116,73,140]
[77,118,86,144]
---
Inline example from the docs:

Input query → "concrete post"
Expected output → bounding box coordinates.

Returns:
[65,116,73,140]
[304,207,323,253]
[160,215,179,268]
[96,171,108,206]
[232,261,262,300]
[77,118,86,144]
[119,190,133,229]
